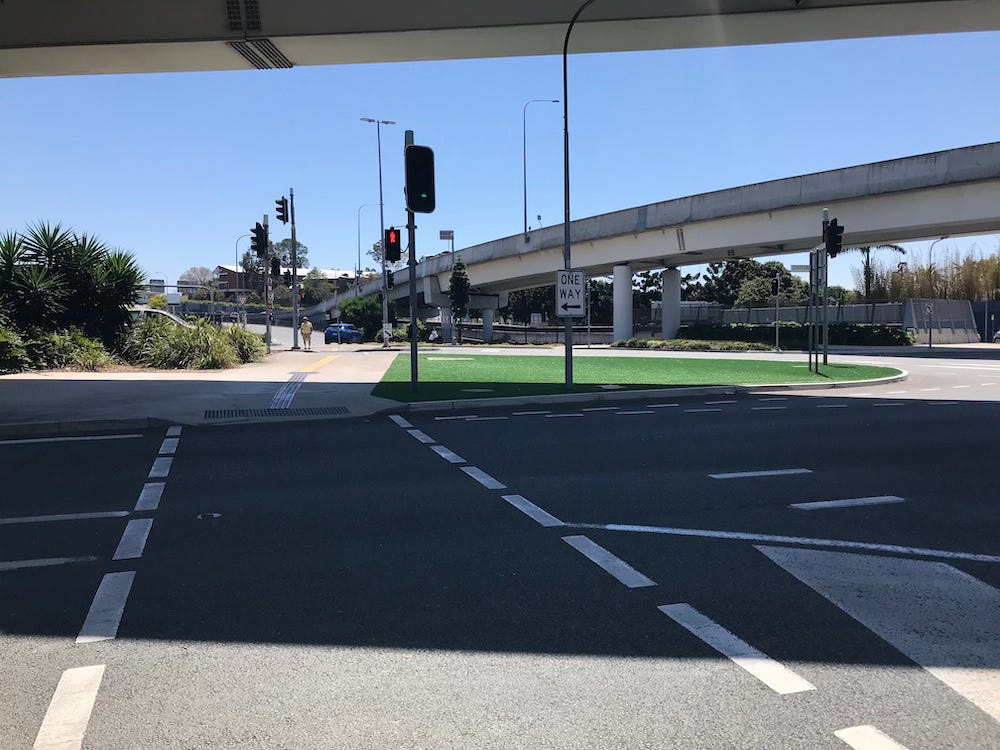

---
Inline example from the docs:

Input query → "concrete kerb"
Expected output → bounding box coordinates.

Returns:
[398,369,908,413]
[0,417,166,440]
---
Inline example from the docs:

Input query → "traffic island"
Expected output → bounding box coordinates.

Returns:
[372,354,903,403]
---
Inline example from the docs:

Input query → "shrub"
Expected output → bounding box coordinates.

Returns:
[0,320,30,373]
[226,326,266,363]
[18,328,113,370]
[678,323,913,347]
[612,338,771,352]
[123,317,240,369]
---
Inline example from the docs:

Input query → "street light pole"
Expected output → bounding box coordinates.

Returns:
[928,236,948,299]
[234,233,249,321]
[523,98,559,241]
[362,117,396,347]
[562,0,598,387]
[356,203,379,297]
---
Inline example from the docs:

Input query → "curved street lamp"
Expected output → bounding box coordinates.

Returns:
[523,98,559,240]
[361,117,396,346]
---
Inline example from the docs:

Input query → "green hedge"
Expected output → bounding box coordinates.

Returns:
[678,323,914,347]
[123,318,264,369]
[611,338,772,352]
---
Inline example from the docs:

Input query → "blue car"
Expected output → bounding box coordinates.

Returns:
[325,323,364,344]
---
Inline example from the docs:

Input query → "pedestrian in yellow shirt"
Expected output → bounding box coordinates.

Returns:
[300,317,314,351]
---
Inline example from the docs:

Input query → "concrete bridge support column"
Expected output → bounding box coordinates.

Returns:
[662,268,681,339]
[482,308,495,343]
[613,263,633,342]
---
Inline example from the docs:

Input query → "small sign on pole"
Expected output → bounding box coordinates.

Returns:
[555,269,585,318]
[237,293,249,306]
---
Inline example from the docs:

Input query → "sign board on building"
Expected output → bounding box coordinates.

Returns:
[555,270,585,318]
[165,293,181,305]
[790,265,810,273]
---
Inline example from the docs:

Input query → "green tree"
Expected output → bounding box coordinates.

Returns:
[272,238,309,269]
[844,244,905,301]
[448,256,471,343]
[147,293,167,310]
[505,285,555,324]
[302,268,333,305]
[338,293,382,341]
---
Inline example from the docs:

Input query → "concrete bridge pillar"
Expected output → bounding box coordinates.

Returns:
[482,308,495,343]
[613,263,633,342]
[662,268,681,339]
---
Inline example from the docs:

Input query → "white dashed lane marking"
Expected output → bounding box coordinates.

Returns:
[562,535,657,589]
[112,519,154,561]
[658,603,814,695]
[406,429,435,445]
[461,466,507,490]
[502,495,564,527]
[710,468,811,479]
[0,556,97,572]
[388,415,412,428]
[148,457,172,479]
[790,495,906,511]
[32,665,106,750]
[834,725,911,749]
[134,483,165,512]
[430,445,465,464]
[0,511,128,526]
[77,571,136,643]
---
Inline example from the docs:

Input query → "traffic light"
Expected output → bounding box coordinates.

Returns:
[270,257,280,278]
[385,227,401,262]
[404,145,435,213]
[250,222,268,258]
[386,271,394,290]
[825,218,845,258]
[300,291,305,302]
[282,270,292,288]
[275,196,289,225]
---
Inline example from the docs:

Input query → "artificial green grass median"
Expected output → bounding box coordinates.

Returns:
[372,353,901,402]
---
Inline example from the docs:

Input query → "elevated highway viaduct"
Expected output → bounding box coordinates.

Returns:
[320,141,1000,341]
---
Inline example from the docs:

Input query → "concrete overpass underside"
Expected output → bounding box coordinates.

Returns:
[3,1,1000,78]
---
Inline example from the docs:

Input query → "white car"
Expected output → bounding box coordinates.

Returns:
[129,306,192,327]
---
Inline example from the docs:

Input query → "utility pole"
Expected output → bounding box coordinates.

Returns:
[290,188,300,350]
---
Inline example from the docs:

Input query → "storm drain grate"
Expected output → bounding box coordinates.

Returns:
[204,406,349,419]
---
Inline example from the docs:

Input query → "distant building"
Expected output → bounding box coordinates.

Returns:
[213,265,356,299]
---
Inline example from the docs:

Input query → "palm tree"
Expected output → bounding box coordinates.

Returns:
[21,221,75,269]
[845,243,906,302]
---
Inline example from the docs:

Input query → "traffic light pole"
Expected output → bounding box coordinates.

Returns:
[406,129,419,391]
[290,188,301,351]
[263,214,272,355]
[821,208,830,367]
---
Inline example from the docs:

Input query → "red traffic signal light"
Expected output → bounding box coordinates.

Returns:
[385,227,401,262]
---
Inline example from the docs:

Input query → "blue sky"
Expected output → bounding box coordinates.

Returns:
[3,29,999,290]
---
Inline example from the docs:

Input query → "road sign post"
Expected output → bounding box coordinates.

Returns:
[555,270,585,318]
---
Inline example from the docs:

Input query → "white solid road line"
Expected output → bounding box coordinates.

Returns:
[760,545,1000,722]
[148,457,172,479]
[921,388,941,392]
[434,415,473,421]
[618,410,655,415]
[32,664,106,750]
[0,433,142,446]
[834,725,911,749]
[685,408,723,413]
[77,571,136,643]
[406,429,435,445]
[546,413,584,418]
[562,535,657,588]
[752,406,788,411]
[430,445,466,464]
[872,402,905,407]
[134,482,165,512]
[165,425,183,437]
[705,400,737,405]
[158,437,179,455]
[817,404,847,408]
[502,495,564,527]
[658,603,815,695]
[112,519,154,561]
[469,416,508,421]
[388,415,412,428]
[582,406,619,411]
[513,410,550,416]
[0,511,129,526]
[0,556,97,572]
[461,466,507,490]
[564,522,1000,564]
[953,385,971,389]
[710,468,811,479]
[790,495,906,511]
[647,403,679,408]
[758,397,788,401]
[928,401,959,406]
[887,390,908,394]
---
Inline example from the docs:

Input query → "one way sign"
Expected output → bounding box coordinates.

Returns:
[555,269,585,318]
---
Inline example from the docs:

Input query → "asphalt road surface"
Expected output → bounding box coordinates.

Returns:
[2,371,999,748]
